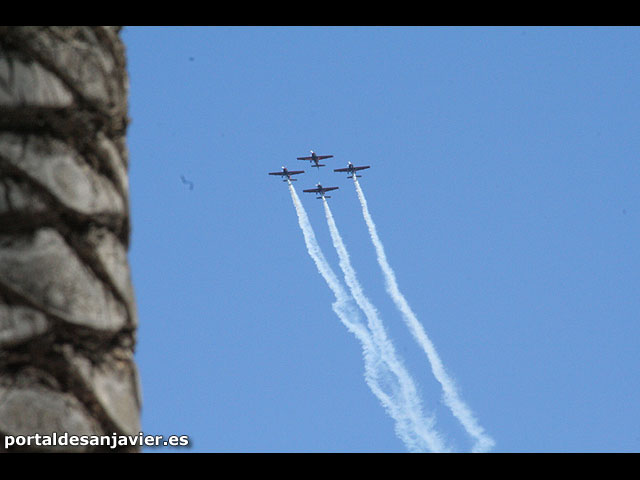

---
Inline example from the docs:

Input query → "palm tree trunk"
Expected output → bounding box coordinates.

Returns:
[0,26,140,452]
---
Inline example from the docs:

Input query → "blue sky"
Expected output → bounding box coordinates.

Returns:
[121,26,640,452]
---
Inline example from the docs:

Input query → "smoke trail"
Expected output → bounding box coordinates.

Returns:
[287,181,448,452]
[322,198,448,452]
[353,177,495,453]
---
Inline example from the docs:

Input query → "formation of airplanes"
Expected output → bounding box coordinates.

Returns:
[269,151,371,200]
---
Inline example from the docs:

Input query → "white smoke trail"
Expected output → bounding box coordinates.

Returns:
[287,181,448,452]
[322,198,448,452]
[353,177,495,453]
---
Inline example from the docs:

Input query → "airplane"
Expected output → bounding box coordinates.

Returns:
[333,161,370,178]
[303,183,339,199]
[268,166,305,182]
[296,150,334,168]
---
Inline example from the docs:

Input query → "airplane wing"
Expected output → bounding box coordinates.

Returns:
[317,155,334,160]
[334,165,370,172]
[323,187,339,192]
[269,170,304,176]
[303,188,320,193]
[297,156,313,160]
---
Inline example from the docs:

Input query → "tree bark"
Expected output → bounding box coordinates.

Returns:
[0,26,140,452]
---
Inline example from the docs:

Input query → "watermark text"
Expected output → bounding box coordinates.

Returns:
[4,432,190,450]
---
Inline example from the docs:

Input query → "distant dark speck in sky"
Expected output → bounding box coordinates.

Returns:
[181,175,194,190]
[189,57,194,61]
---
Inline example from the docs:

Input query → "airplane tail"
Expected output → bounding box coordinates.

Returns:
[313,164,326,168]
[347,175,362,179]
[285,178,297,182]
